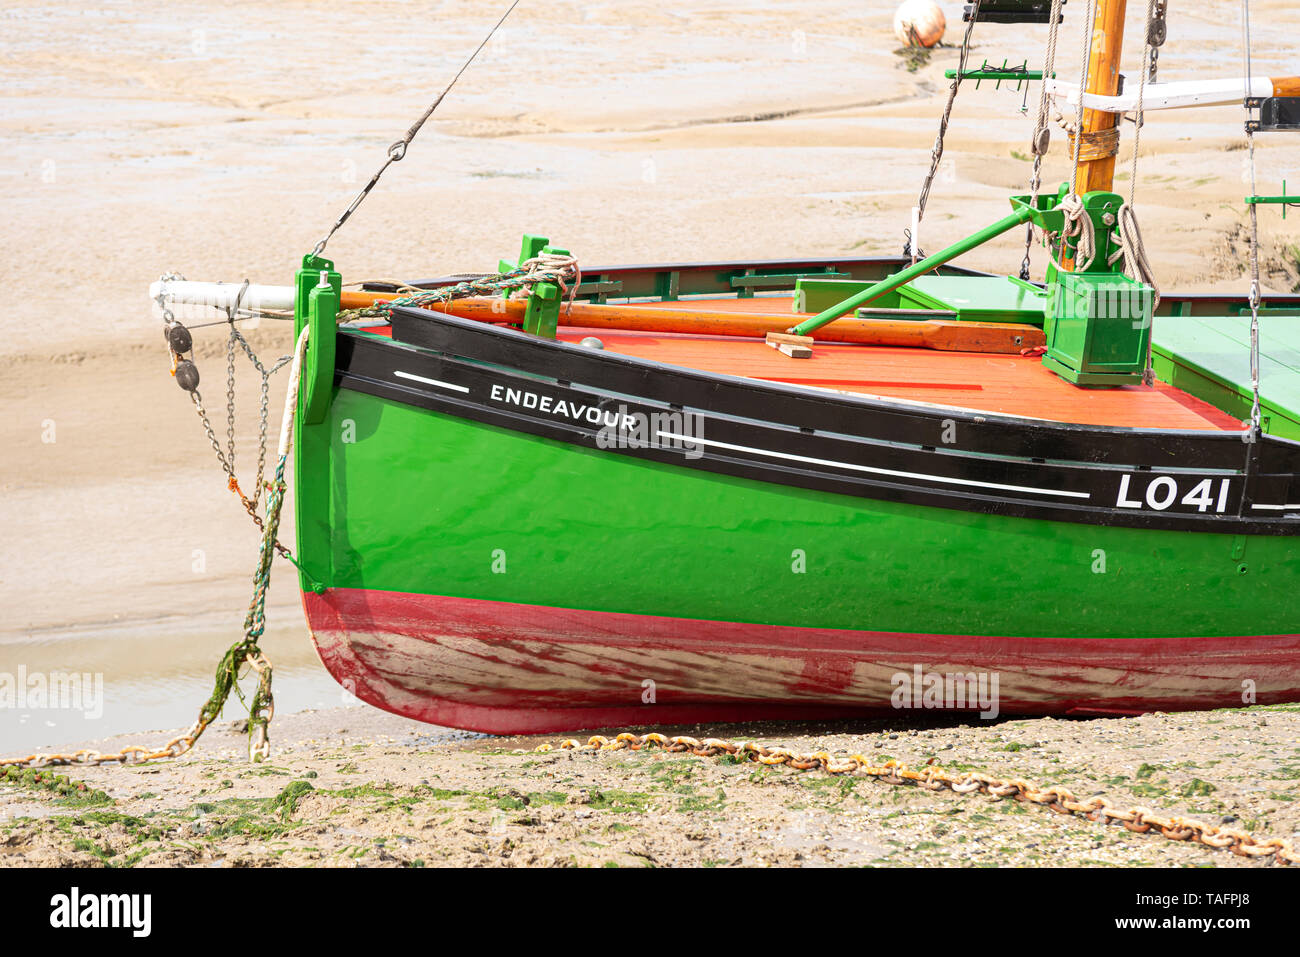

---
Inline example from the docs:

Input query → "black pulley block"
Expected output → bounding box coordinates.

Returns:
[166,323,193,354]
[174,359,200,392]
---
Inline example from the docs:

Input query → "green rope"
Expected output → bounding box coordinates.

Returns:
[192,329,307,763]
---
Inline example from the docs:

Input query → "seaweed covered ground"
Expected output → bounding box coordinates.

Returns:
[3,703,1298,868]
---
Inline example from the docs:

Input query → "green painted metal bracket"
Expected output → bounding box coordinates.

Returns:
[1009,189,1067,234]
[791,204,1036,336]
[1015,187,1126,282]
[943,59,1047,89]
[500,234,568,338]
[294,253,341,426]
[1246,180,1294,219]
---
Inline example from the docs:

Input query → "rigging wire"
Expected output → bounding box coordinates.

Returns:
[1241,0,1262,436]
[1110,0,1163,384]
[1066,0,1097,199]
[1054,0,1099,272]
[308,0,523,260]
[1021,0,1066,280]
[908,0,983,265]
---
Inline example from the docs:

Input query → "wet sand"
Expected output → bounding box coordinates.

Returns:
[2,1,1299,865]
[4,705,1298,867]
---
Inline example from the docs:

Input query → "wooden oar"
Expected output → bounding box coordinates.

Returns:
[341,291,1045,354]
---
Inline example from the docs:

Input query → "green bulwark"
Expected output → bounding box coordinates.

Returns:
[1152,315,1300,439]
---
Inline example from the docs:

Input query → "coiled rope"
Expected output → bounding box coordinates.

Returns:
[338,253,581,323]
[1058,192,1097,270]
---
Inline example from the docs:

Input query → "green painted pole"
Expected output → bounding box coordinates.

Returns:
[791,207,1036,336]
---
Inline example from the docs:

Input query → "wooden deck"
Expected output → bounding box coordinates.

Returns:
[369,293,1244,431]
[552,294,1243,431]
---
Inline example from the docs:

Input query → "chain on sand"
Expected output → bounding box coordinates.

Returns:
[539,732,1300,867]
[0,330,311,779]
[0,638,274,776]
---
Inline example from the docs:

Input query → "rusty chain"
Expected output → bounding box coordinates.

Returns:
[0,330,311,778]
[0,626,283,771]
[540,732,1299,866]
[0,719,210,772]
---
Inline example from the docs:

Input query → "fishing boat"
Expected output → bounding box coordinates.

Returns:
[152,0,1300,736]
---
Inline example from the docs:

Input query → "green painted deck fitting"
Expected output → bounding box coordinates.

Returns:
[1152,316,1300,439]
[902,276,1048,324]
[500,234,567,338]
[1245,179,1292,218]
[795,275,1047,325]
[943,69,1045,82]
[793,206,1036,336]
[1042,271,1153,387]
[732,268,848,299]
[293,254,341,426]
[796,278,898,314]
[943,59,1046,89]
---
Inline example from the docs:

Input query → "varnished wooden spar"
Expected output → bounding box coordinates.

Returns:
[1076,0,1128,195]
[338,291,1046,354]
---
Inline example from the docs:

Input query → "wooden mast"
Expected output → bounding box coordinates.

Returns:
[1074,0,1128,195]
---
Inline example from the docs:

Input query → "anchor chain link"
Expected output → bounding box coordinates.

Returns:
[0,326,312,776]
[542,733,1300,866]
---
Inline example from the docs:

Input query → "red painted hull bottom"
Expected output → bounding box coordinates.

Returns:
[302,588,1300,734]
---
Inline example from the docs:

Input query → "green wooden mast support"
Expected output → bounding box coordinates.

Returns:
[294,253,341,424]
[790,205,1036,336]
[501,234,570,339]
[292,252,341,596]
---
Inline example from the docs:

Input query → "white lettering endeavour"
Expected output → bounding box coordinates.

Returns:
[488,386,704,458]
[489,383,635,429]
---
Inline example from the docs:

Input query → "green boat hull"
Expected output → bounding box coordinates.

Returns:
[293,332,1300,731]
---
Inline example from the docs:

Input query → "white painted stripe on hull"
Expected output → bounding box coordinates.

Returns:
[394,370,471,393]
[658,431,1092,500]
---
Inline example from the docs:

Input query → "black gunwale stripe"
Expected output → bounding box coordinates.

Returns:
[333,331,1299,535]
[388,305,1300,474]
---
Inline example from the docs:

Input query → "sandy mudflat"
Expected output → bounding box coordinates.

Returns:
[3,704,1299,867]
[1,1,1299,865]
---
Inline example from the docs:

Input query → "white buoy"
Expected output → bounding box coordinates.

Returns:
[893,0,946,49]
